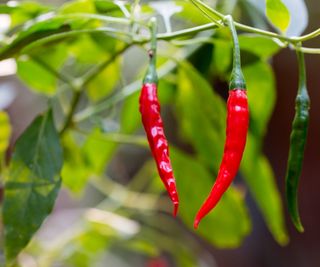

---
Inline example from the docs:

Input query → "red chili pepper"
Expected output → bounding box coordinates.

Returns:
[139,18,179,215]
[194,16,249,228]
[146,257,168,267]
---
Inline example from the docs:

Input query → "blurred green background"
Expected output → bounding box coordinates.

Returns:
[0,0,320,266]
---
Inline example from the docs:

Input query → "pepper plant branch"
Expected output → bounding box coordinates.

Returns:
[190,0,224,21]
[12,20,320,59]
[74,43,202,122]
[295,46,320,54]
[73,127,148,147]
[59,90,82,135]
[21,28,134,55]
[31,56,75,88]
[59,45,131,135]
[80,44,131,87]
[90,175,169,212]
[294,28,320,42]
[188,0,320,45]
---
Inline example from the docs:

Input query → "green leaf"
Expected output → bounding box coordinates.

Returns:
[0,13,99,60]
[62,129,116,193]
[243,61,276,137]
[87,59,120,101]
[61,132,91,193]
[282,0,308,36]
[3,110,63,263]
[171,148,251,247]
[0,112,11,160]
[17,55,56,94]
[175,61,226,171]
[175,1,211,24]
[239,35,280,60]
[212,38,232,75]
[94,0,128,16]
[0,2,51,27]
[266,0,290,33]
[120,92,140,134]
[17,44,67,95]
[241,134,289,245]
[69,35,107,64]
[60,0,96,14]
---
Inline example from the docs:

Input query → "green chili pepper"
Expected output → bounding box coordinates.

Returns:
[285,45,310,232]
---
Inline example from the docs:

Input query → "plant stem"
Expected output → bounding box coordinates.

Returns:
[59,44,131,135]
[80,44,131,87]
[234,21,293,42]
[295,46,320,54]
[31,56,75,88]
[59,89,82,135]
[190,0,225,20]
[74,128,148,147]
[157,22,218,40]
[294,28,320,42]
[21,28,134,54]
[90,175,167,212]
[17,21,320,57]
[225,15,246,89]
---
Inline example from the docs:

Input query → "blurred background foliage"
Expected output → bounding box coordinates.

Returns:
[0,0,319,266]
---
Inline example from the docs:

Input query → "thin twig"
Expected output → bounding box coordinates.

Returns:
[59,44,132,135]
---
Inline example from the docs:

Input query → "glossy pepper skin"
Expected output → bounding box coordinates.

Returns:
[285,47,310,232]
[194,16,249,228]
[139,18,179,215]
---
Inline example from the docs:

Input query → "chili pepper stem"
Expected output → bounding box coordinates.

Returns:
[225,15,246,90]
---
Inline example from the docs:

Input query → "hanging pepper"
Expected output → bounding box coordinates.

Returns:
[139,18,179,215]
[194,16,249,228]
[285,45,310,232]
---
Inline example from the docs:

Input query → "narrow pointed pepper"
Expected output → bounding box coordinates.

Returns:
[285,45,310,232]
[139,18,179,215]
[194,16,249,228]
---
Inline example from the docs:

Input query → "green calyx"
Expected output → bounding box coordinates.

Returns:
[143,17,158,84]
[225,15,246,90]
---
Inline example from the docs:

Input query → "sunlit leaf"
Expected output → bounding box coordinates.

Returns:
[17,44,67,95]
[282,0,308,36]
[212,38,232,75]
[241,133,289,245]
[266,0,290,33]
[0,13,100,60]
[243,61,276,137]
[0,111,11,160]
[87,59,120,101]
[3,110,63,263]
[0,2,51,27]
[176,61,226,171]
[247,0,308,36]
[62,129,116,193]
[239,35,280,60]
[60,0,96,14]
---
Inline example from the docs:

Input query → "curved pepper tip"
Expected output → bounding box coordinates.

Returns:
[293,220,305,233]
[193,218,200,229]
[173,202,179,217]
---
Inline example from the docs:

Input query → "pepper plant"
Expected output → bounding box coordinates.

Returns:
[0,0,318,266]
